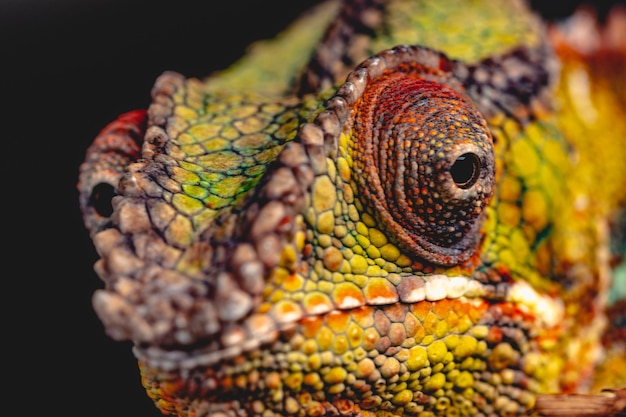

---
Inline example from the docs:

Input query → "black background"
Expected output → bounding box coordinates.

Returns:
[2,1,620,416]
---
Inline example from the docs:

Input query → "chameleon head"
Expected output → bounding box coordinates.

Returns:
[337,48,495,266]
[129,46,556,416]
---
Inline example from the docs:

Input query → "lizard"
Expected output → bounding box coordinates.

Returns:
[77,0,626,416]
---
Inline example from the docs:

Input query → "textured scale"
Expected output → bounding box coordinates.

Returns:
[78,0,626,416]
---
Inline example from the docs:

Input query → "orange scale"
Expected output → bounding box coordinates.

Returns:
[432,298,453,319]
[487,326,504,344]
[497,302,515,316]
[412,300,432,320]
[351,306,375,328]
[303,292,334,315]
[332,282,365,310]
[423,265,435,274]
[363,278,398,305]
[451,299,470,315]
[326,311,351,334]
[301,316,324,339]
[468,300,489,323]
[413,322,426,343]
[411,260,425,270]
[446,310,460,329]
[422,311,439,334]
[284,273,304,292]
[272,300,303,324]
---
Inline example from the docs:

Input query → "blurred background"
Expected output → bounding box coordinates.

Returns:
[1,1,621,416]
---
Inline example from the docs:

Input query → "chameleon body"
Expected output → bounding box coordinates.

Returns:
[78,0,626,416]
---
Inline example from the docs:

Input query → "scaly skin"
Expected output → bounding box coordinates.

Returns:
[78,0,626,416]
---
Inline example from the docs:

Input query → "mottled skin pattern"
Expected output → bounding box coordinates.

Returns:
[78,0,626,416]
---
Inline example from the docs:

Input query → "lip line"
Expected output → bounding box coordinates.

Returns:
[134,273,565,372]
[414,273,565,328]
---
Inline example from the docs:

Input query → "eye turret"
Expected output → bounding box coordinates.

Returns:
[346,57,495,266]
[77,109,146,236]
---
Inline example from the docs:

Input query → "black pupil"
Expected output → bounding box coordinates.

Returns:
[90,182,116,217]
[450,153,481,189]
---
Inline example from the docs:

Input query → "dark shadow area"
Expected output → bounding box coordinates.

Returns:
[3,1,317,416]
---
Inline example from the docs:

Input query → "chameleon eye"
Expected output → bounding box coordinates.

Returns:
[450,152,481,189]
[78,109,146,236]
[89,182,116,218]
[349,63,495,266]
[79,159,125,233]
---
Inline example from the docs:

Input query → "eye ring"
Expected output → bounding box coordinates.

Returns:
[350,70,495,265]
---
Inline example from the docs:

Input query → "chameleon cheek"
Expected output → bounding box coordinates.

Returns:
[351,72,495,266]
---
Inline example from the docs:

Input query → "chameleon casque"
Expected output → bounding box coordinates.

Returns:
[78,0,626,416]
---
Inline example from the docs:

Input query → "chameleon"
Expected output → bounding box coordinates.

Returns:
[78,0,626,416]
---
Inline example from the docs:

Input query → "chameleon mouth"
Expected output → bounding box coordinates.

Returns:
[413,274,565,328]
[133,274,564,372]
